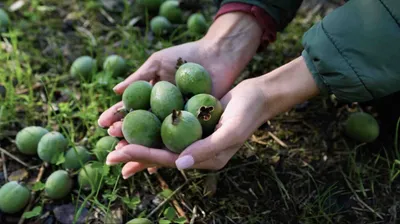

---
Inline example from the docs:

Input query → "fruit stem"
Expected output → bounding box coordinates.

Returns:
[175,57,187,69]
[172,110,182,125]
[197,106,214,121]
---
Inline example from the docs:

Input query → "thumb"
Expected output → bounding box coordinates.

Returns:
[174,122,237,170]
[113,59,159,94]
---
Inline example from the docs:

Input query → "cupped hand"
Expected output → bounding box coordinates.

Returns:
[105,77,269,179]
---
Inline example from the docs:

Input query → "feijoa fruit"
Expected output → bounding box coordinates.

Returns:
[15,126,49,155]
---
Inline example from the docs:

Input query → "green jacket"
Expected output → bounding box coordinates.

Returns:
[215,0,400,103]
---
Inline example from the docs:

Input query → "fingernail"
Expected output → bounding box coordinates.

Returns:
[123,173,134,179]
[148,168,157,175]
[175,155,194,170]
[97,119,105,128]
[106,160,119,166]
[113,83,122,92]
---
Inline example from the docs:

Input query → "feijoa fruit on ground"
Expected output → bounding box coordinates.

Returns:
[0,181,30,214]
[37,131,68,164]
[45,170,73,200]
[344,112,380,142]
[150,16,172,35]
[78,163,103,191]
[137,0,165,11]
[175,62,212,96]
[150,81,184,121]
[63,146,91,169]
[122,80,153,111]
[185,93,223,136]
[159,0,182,23]
[93,136,118,162]
[126,218,153,224]
[161,110,202,153]
[103,54,128,77]
[0,8,10,33]
[15,126,49,155]
[70,55,97,81]
[187,13,208,34]
[122,110,162,147]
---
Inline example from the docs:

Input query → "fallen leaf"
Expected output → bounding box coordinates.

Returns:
[8,168,28,182]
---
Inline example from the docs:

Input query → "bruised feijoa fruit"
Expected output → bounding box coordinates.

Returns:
[15,126,49,155]
[344,112,380,143]
[45,170,73,200]
[0,8,10,33]
[126,218,153,224]
[93,136,118,162]
[185,94,223,136]
[150,16,172,35]
[38,131,68,164]
[103,54,128,77]
[187,13,208,34]
[175,62,212,97]
[0,181,30,214]
[70,56,97,81]
[122,110,162,147]
[150,81,184,121]
[137,0,165,11]
[78,163,103,191]
[63,146,91,170]
[161,110,202,153]
[159,0,182,24]
[122,80,152,111]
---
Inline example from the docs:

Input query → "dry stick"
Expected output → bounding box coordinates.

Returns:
[189,205,197,224]
[0,147,30,168]
[18,164,45,224]
[1,151,8,181]
[340,168,383,219]
[268,131,288,148]
[155,173,187,220]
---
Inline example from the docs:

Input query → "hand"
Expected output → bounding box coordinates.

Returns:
[105,77,269,178]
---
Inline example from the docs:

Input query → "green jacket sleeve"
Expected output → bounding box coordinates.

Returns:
[301,0,400,103]
[214,0,303,31]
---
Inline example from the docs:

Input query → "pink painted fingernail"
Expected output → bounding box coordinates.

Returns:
[175,155,194,170]
[113,83,123,92]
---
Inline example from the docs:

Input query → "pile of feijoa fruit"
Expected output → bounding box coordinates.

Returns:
[119,58,223,153]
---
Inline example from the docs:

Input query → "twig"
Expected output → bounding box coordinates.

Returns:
[155,173,187,220]
[268,131,288,148]
[146,181,188,218]
[0,147,30,168]
[189,205,197,224]
[18,164,45,224]
[340,168,383,219]
[1,151,8,181]
[16,83,42,95]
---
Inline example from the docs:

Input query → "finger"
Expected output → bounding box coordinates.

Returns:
[98,101,125,128]
[192,146,239,170]
[106,144,179,167]
[175,122,239,170]
[115,140,128,150]
[122,162,150,179]
[107,121,123,137]
[147,167,159,174]
[113,59,159,94]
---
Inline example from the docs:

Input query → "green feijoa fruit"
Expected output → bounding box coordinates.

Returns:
[187,13,208,34]
[15,126,49,155]
[78,163,103,191]
[161,110,202,153]
[93,136,119,162]
[150,16,172,35]
[126,218,153,224]
[122,110,162,147]
[0,8,10,33]
[344,112,380,143]
[159,0,182,23]
[45,170,73,200]
[122,80,153,111]
[63,146,91,170]
[185,93,223,136]
[70,55,97,81]
[103,54,128,77]
[37,131,68,164]
[0,181,30,214]
[175,62,212,96]
[137,0,165,11]
[150,81,184,121]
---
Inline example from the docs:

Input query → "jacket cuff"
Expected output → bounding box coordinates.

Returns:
[214,2,277,44]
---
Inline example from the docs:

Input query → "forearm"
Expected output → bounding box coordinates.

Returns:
[258,56,320,120]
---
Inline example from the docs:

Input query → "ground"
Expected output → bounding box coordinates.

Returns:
[0,0,399,224]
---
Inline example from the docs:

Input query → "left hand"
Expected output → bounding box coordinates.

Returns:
[105,77,269,178]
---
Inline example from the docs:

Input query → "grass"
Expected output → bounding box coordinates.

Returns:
[0,0,400,223]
